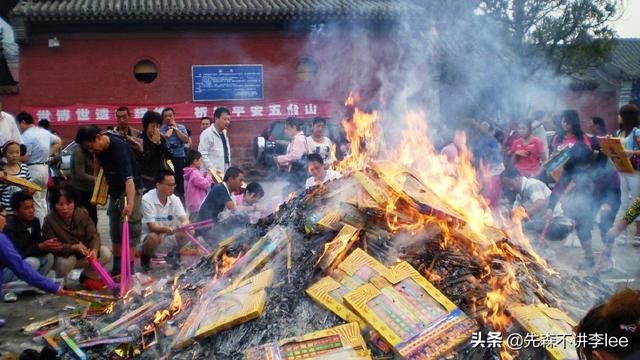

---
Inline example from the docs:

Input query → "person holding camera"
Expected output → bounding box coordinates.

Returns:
[160,108,190,196]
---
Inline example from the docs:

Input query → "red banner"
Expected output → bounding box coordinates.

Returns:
[22,100,332,124]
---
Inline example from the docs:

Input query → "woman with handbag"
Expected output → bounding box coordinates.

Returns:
[139,111,172,192]
[615,104,640,245]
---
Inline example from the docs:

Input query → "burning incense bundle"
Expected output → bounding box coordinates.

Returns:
[69,291,117,304]
[90,168,108,206]
[87,256,117,291]
[77,336,134,349]
[43,335,63,355]
[185,232,212,256]
[99,302,155,334]
[60,331,87,360]
[23,311,82,334]
[3,175,43,191]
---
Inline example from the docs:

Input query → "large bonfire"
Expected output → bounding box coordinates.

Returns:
[28,97,611,360]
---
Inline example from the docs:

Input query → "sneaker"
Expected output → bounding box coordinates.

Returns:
[3,292,17,302]
[140,255,152,272]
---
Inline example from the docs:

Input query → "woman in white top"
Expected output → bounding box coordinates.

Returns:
[306,118,334,164]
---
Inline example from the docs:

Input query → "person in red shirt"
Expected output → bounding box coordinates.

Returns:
[510,120,547,177]
[550,110,591,155]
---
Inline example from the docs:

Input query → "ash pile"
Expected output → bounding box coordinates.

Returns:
[29,160,611,360]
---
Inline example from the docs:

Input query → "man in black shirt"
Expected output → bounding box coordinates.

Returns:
[75,125,144,275]
[198,167,244,222]
[3,192,56,301]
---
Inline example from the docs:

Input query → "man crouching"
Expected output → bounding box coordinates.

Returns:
[140,170,189,271]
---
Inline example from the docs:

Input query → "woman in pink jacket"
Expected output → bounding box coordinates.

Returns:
[274,117,309,191]
[183,150,214,221]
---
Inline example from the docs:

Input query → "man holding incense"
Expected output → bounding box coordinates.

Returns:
[140,170,189,271]
[75,125,143,276]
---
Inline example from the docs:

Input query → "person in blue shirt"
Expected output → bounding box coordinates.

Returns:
[0,205,68,310]
[160,108,190,196]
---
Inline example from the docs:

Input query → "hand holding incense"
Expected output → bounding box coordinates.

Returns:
[185,232,212,256]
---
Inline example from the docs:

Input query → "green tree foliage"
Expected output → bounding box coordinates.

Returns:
[479,0,619,74]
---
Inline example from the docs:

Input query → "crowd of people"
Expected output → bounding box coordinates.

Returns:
[1,101,640,358]
[0,104,341,304]
[440,105,640,273]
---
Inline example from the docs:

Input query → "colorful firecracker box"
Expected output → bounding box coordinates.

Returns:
[316,224,362,272]
[508,305,578,360]
[544,147,572,182]
[597,136,635,173]
[344,261,476,360]
[307,248,391,352]
[244,322,371,360]
[307,249,387,328]
[305,205,365,234]
[172,269,274,350]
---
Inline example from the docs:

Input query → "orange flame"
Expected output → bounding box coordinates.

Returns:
[220,253,241,274]
[153,288,183,325]
[336,99,555,354]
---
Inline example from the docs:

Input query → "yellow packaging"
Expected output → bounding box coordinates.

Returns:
[509,305,578,360]
[244,322,371,359]
[316,224,361,272]
[90,168,108,206]
[344,261,476,359]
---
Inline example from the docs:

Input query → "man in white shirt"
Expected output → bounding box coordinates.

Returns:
[16,112,61,223]
[140,170,189,271]
[305,153,342,189]
[306,118,334,164]
[0,100,22,145]
[199,107,231,175]
[502,167,571,241]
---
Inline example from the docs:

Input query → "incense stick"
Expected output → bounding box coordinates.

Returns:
[88,257,117,291]
[185,232,212,256]
[60,331,87,360]
[175,219,214,232]
[120,198,132,298]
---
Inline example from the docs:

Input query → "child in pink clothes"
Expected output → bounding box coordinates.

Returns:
[183,150,214,220]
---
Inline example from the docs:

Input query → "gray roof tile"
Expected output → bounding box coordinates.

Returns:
[10,0,414,23]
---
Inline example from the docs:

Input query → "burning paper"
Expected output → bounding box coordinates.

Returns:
[316,224,361,272]
[173,269,274,350]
